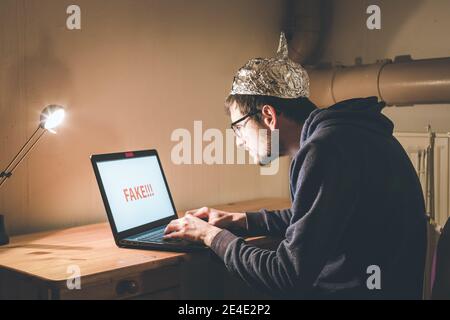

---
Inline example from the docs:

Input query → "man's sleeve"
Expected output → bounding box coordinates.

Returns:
[244,208,292,236]
[210,142,360,298]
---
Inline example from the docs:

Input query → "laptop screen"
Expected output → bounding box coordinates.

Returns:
[96,155,176,233]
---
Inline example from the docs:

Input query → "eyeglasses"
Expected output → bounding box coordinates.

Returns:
[230,110,261,138]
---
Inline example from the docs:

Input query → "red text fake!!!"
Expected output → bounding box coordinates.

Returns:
[123,184,155,202]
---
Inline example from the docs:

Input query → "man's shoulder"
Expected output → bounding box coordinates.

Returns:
[297,134,338,160]
[292,138,339,173]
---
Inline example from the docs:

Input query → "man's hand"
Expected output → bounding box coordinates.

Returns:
[163,214,222,247]
[185,207,247,231]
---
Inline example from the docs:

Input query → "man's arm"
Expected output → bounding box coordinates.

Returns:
[187,207,292,237]
[244,208,292,236]
[209,142,360,297]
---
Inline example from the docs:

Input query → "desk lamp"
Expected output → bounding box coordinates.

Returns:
[0,105,65,245]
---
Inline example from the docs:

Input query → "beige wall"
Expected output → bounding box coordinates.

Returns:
[0,0,291,235]
[319,0,450,133]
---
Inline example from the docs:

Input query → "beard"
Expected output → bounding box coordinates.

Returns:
[256,129,282,166]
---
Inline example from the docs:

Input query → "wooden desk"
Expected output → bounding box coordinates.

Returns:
[0,198,289,300]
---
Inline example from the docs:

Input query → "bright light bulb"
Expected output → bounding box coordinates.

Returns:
[40,105,65,132]
[44,109,65,130]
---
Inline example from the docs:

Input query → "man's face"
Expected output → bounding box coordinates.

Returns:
[229,102,275,166]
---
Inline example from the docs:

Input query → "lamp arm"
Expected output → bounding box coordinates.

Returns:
[1,125,41,175]
[0,126,46,188]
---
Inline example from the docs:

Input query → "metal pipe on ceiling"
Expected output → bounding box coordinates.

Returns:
[306,56,450,108]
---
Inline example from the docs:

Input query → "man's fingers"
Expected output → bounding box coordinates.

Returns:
[190,207,209,218]
[163,231,184,239]
[210,214,232,226]
[192,211,209,219]
[185,207,206,215]
[164,221,181,234]
[184,209,198,215]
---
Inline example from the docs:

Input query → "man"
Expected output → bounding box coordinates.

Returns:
[164,33,427,299]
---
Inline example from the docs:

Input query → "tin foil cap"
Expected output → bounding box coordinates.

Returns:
[230,32,309,99]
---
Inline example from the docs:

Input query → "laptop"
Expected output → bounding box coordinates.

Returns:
[90,149,207,252]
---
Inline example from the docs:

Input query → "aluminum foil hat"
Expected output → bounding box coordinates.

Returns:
[230,32,310,99]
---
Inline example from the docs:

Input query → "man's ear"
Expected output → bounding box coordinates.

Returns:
[261,105,278,130]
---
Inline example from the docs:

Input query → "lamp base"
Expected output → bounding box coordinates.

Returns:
[0,214,9,246]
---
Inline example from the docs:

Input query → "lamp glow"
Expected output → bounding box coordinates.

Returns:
[40,105,65,133]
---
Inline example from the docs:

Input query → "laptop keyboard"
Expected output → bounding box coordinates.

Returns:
[133,226,181,243]
[138,228,165,242]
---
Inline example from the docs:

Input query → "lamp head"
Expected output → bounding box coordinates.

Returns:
[40,105,65,133]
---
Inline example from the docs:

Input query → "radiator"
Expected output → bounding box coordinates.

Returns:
[394,131,450,229]
[394,131,450,299]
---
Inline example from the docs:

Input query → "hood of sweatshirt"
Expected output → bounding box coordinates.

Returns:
[301,97,394,144]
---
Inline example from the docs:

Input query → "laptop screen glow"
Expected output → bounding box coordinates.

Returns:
[96,155,175,233]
